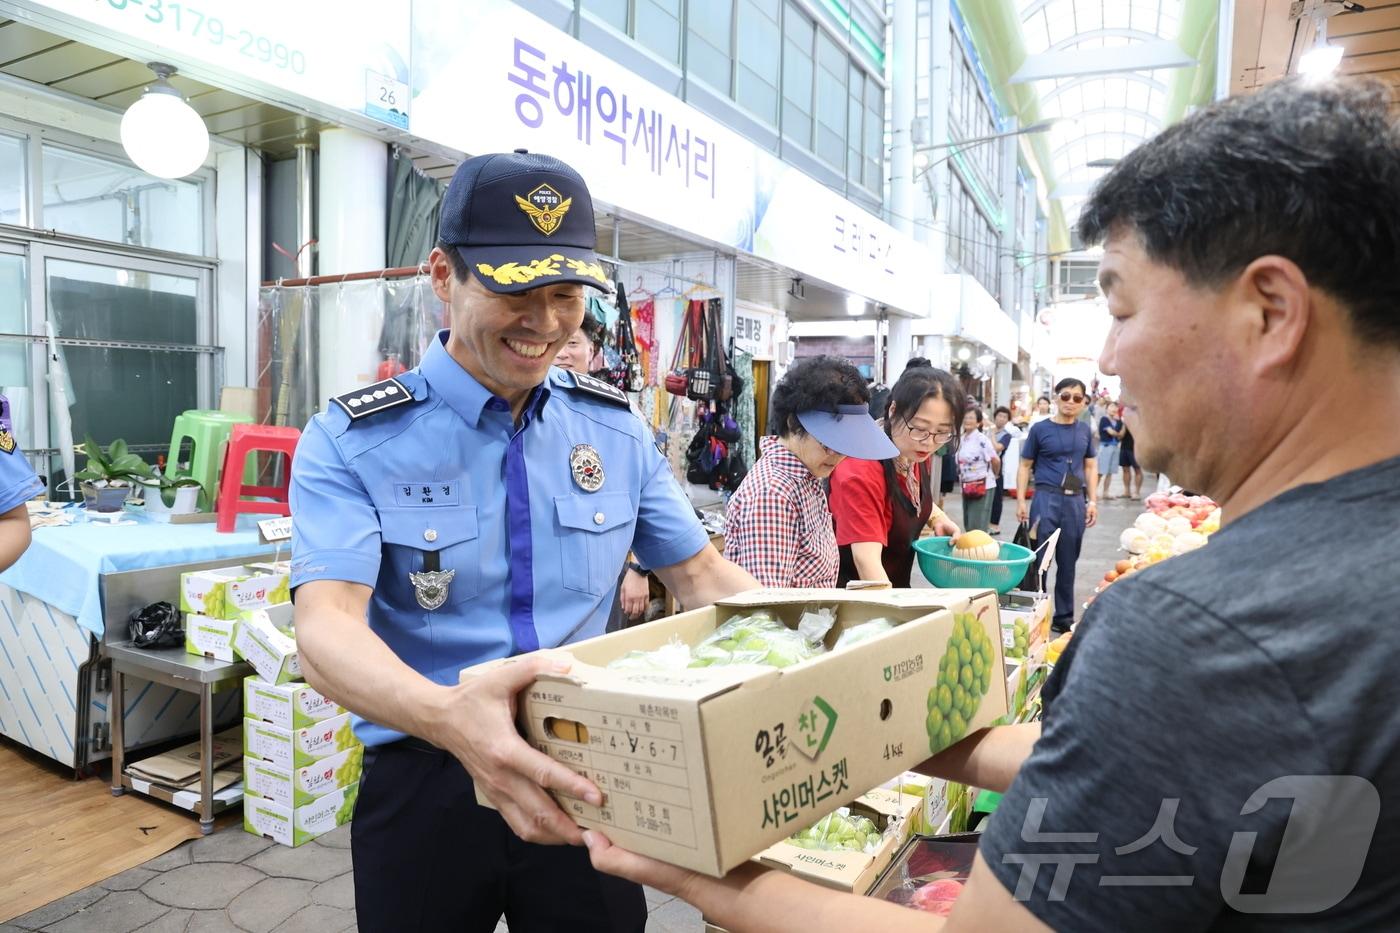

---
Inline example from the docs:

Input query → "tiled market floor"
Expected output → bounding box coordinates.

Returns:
[3,488,1149,932]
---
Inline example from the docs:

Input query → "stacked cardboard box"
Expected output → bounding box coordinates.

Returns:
[180,562,291,663]
[240,675,363,846]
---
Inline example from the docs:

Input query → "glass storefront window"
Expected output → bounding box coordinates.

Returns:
[635,0,682,63]
[45,258,202,453]
[736,0,781,124]
[782,5,815,150]
[687,1,733,92]
[41,144,203,255]
[0,135,25,227]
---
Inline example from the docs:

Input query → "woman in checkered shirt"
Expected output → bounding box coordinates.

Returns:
[722,356,897,588]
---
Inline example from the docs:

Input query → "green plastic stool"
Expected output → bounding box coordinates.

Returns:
[166,410,254,511]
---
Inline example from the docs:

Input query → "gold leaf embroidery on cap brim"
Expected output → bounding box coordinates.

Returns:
[476,254,609,286]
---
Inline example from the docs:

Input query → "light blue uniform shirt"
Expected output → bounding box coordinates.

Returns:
[0,423,42,513]
[290,331,708,746]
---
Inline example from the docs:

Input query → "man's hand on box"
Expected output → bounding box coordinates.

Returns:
[434,653,602,846]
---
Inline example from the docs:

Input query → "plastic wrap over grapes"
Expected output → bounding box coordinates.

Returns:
[786,808,884,854]
[925,612,995,753]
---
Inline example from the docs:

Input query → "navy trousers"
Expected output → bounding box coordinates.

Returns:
[1029,486,1086,630]
[351,740,647,933]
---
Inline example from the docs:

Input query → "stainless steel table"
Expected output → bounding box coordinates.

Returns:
[105,641,252,834]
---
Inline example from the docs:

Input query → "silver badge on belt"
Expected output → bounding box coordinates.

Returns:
[570,443,605,492]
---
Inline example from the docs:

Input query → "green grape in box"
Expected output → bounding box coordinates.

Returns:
[925,612,995,754]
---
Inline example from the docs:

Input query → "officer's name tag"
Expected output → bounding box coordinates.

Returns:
[394,481,460,507]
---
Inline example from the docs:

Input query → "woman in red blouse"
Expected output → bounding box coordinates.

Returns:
[829,366,965,586]
[724,356,897,588]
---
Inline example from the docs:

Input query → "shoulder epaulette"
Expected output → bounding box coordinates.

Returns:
[330,378,416,420]
[565,372,630,409]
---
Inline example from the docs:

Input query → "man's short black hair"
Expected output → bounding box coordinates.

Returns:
[886,367,965,437]
[1055,377,1088,395]
[438,239,470,282]
[994,406,1011,419]
[1078,77,1400,348]
[768,356,870,438]
[1037,395,1051,404]
[905,356,932,372]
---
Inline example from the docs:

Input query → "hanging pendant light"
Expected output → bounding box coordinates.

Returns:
[119,62,209,179]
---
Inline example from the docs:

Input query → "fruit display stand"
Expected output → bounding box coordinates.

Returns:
[1086,490,1221,611]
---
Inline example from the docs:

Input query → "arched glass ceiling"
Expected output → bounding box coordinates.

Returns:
[1014,0,1185,223]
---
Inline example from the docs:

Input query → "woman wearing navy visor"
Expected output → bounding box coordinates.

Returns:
[723,356,897,589]
[829,365,966,586]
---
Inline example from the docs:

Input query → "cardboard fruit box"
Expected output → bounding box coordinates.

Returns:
[461,587,1003,876]
[244,745,364,809]
[232,604,300,685]
[244,782,359,847]
[243,676,344,731]
[243,711,359,770]
[755,786,923,894]
[179,565,290,621]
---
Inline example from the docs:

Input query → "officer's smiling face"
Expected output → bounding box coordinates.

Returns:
[431,248,585,407]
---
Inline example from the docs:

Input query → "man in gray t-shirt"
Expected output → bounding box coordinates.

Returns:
[569,78,1400,933]
[981,454,1400,929]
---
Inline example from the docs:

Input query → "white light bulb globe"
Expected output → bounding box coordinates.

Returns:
[120,91,209,179]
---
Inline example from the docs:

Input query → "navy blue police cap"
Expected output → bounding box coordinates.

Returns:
[439,149,610,294]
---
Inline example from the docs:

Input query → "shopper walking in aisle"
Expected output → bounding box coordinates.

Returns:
[1097,400,1124,499]
[828,365,964,586]
[1120,422,1144,499]
[724,356,896,588]
[288,150,759,933]
[580,75,1400,933]
[1016,377,1098,633]
[954,407,1000,533]
[1029,394,1052,425]
[988,405,1020,534]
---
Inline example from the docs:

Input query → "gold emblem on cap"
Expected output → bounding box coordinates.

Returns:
[515,184,572,236]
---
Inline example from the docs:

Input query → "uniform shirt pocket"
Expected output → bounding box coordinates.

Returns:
[554,492,634,597]
[378,506,481,605]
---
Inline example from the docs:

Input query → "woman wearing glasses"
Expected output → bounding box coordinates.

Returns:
[1015,377,1099,634]
[829,366,966,586]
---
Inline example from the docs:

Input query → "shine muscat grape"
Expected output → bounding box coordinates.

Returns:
[926,612,995,753]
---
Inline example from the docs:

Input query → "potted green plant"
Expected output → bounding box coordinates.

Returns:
[73,437,155,512]
[140,470,204,516]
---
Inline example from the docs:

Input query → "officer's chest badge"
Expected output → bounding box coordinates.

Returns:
[409,569,455,611]
[570,444,605,492]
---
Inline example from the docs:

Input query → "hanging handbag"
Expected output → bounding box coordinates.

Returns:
[666,300,700,397]
[685,300,718,401]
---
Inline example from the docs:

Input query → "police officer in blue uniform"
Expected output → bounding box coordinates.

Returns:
[0,407,40,571]
[1015,377,1099,634]
[289,150,760,933]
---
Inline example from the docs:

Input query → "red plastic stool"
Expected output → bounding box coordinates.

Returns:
[215,424,301,533]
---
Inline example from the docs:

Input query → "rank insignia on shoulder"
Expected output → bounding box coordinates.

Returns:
[331,378,415,420]
[0,429,14,454]
[568,372,629,408]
